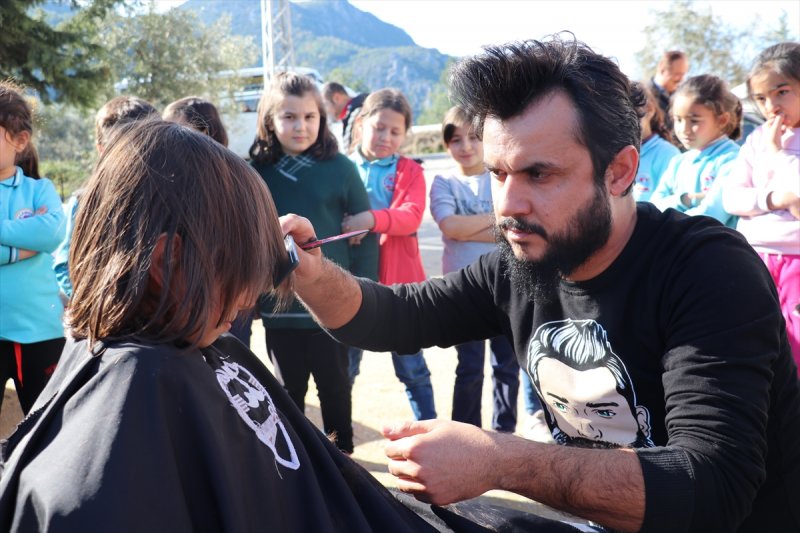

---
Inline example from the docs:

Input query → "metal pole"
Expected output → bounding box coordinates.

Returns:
[259,0,273,89]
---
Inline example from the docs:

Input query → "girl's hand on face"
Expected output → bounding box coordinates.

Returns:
[765,114,785,154]
[342,211,375,233]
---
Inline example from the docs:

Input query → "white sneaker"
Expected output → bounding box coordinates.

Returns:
[523,409,554,443]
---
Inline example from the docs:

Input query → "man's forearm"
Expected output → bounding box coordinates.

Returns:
[496,435,645,532]
[295,258,363,329]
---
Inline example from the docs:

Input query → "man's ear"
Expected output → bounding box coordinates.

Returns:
[606,145,639,197]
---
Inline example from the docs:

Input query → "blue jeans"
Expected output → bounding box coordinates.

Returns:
[520,367,543,415]
[349,347,437,420]
[452,336,519,432]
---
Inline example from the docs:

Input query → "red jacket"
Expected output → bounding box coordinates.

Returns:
[371,157,426,284]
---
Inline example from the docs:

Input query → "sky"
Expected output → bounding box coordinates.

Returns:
[348,0,800,79]
[156,0,800,80]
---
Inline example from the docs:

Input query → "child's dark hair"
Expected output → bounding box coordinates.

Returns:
[95,95,158,148]
[163,96,229,147]
[441,106,472,145]
[69,120,291,348]
[249,71,337,164]
[672,74,743,140]
[747,42,800,109]
[359,88,413,132]
[0,80,39,178]
[630,81,672,141]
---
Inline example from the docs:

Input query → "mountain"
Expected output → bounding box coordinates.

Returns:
[178,0,452,121]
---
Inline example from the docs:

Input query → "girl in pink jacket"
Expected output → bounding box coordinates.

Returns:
[723,42,800,372]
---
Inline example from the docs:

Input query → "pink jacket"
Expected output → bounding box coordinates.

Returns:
[371,157,427,284]
[723,125,800,255]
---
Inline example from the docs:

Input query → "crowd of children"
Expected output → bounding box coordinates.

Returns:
[0,40,797,477]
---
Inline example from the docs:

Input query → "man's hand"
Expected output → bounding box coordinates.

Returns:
[382,419,501,505]
[280,213,363,329]
[280,214,325,286]
[384,418,645,532]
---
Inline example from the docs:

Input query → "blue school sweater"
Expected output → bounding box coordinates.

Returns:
[634,135,680,202]
[651,136,739,227]
[0,167,66,342]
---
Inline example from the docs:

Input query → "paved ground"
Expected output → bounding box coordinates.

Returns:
[0,153,587,525]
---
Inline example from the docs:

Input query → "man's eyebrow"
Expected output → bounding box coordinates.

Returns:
[546,392,569,403]
[586,401,620,408]
[520,162,560,176]
[485,161,559,175]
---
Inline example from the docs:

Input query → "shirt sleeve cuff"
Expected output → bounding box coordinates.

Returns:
[756,190,772,212]
[636,447,696,532]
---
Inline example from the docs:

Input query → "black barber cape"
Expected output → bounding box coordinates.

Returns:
[0,335,591,533]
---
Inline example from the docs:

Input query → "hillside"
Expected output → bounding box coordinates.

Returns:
[179,0,452,120]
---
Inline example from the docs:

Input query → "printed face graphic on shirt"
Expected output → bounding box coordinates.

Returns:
[528,319,654,448]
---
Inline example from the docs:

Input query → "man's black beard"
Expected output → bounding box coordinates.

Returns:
[495,183,612,303]
[555,431,655,449]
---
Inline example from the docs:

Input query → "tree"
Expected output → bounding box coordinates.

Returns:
[635,0,799,86]
[417,58,456,126]
[97,7,258,109]
[0,0,121,107]
[324,67,369,94]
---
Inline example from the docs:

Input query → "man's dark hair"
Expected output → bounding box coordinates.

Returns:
[322,81,347,102]
[657,50,687,71]
[449,34,641,194]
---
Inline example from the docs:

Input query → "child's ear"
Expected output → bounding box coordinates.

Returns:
[148,233,182,291]
[10,130,30,153]
[644,102,656,122]
[149,234,169,291]
[717,111,731,132]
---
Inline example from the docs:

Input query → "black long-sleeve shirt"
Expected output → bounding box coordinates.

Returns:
[333,203,800,532]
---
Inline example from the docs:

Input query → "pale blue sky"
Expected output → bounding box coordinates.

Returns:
[157,0,800,80]
[349,0,800,79]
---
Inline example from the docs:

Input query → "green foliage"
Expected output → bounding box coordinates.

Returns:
[635,0,799,86]
[40,159,91,200]
[96,8,258,109]
[29,101,96,200]
[417,58,456,126]
[34,102,95,164]
[0,0,121,108]
[324,67,369,93]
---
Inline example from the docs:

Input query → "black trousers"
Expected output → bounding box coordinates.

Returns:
[0,338,65,414]
[264,328,354,453]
